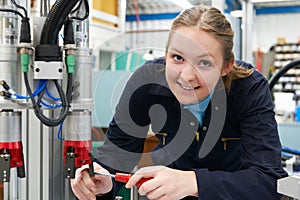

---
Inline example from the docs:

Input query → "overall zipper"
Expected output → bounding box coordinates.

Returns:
[156,132,168,145]
[221,137,241,150]
[156,131,201,145]
[195,131,200,142]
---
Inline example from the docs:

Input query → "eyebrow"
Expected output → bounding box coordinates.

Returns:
[169,48,215,59]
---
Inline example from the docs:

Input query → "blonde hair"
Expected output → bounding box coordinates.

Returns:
[166,5,253,90]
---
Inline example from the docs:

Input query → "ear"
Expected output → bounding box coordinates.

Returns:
[221,59,234,76]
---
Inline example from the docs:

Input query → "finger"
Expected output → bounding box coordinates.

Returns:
[71,178,86,200]
[93,167,112,184]
[138,178,161,196]
[80,164,91,172]
[126,170,156,188]
[154,194,168,200]
[145,187,165,199]
[81,170,97,192]
[72,186,92,200]
[93,162,103,171]
[71,176,95,200]
[127,165,165,188]
[74,166,97,198]
[125,173,145,188]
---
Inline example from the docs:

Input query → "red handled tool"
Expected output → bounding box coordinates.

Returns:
[94,172,152,187]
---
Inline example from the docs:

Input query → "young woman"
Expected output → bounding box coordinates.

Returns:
[71,5,287,200]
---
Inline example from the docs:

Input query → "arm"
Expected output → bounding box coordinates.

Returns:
[195,73,287,199]
[126,166,198,199]
[93,64,160,198]
[70,163,113,200]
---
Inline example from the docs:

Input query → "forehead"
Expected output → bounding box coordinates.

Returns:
[168,26,223,60]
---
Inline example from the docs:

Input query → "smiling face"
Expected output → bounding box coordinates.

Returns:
[166,26,230,105]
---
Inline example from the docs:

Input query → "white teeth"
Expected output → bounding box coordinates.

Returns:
[177,81,200,91]
[181,85,194,90]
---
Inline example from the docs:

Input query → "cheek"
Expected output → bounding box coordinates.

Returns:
[197,70,221,88]
[166,65,179,82]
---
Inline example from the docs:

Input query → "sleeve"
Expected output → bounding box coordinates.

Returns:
[93,64,155,198]
[195,73,288,200]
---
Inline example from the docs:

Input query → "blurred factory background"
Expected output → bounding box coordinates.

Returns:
[1,0,300,199]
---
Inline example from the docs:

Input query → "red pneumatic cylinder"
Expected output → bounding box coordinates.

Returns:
[0,111,25,182]
[63,140,92,169]
[63,111,93,179]
[0,142,24,168]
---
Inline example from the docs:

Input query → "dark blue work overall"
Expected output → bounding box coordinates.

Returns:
[95,58,288,200]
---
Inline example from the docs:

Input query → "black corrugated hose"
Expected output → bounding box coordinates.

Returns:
[40,0,80,45]
[29,0,81,127]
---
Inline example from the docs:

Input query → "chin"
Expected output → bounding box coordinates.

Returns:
[178,98,198,105]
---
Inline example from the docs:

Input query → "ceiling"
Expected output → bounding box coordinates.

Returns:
[125,0,210,15]
[252,0,300,7]
[126,0,300,15]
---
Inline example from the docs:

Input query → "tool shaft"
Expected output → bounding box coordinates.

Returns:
[94,171,152,187]
[94,172,115,178]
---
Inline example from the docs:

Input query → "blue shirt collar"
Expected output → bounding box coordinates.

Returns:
[183,95,211,123]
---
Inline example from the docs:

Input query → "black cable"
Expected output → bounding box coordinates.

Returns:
[0,8,24,18]
[24,72,69,127]
[10,0,27,17]
[70,0,89,21]
[40,0,80,45]
[27,0,79,126]
[38,80,69,126]
[70,0,83,14]
[66,73,74,103]
[63,19,75,45]
[23,72,41,115]
[36,87,46,106]
[29,0,80,126]
[63,20,74,103]
[269,59,300,91]
[20,17,31,43]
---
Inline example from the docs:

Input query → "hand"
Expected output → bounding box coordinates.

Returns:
[125,166,198,200]
[70,162,113,200]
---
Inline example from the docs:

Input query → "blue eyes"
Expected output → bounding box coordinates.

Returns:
[171,54,212,69]
[198,60,211,68]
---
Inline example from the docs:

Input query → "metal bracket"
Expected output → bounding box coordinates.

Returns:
[17,164,26,178]
[65,151,76,179]
[0,153,11,182]
[34,61,64,80]
[277,175,300,199]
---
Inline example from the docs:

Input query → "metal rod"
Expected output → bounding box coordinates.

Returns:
[40,0,50,16]
[94,172,116,178]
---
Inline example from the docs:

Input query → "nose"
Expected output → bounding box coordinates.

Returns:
[180,63,197,82]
